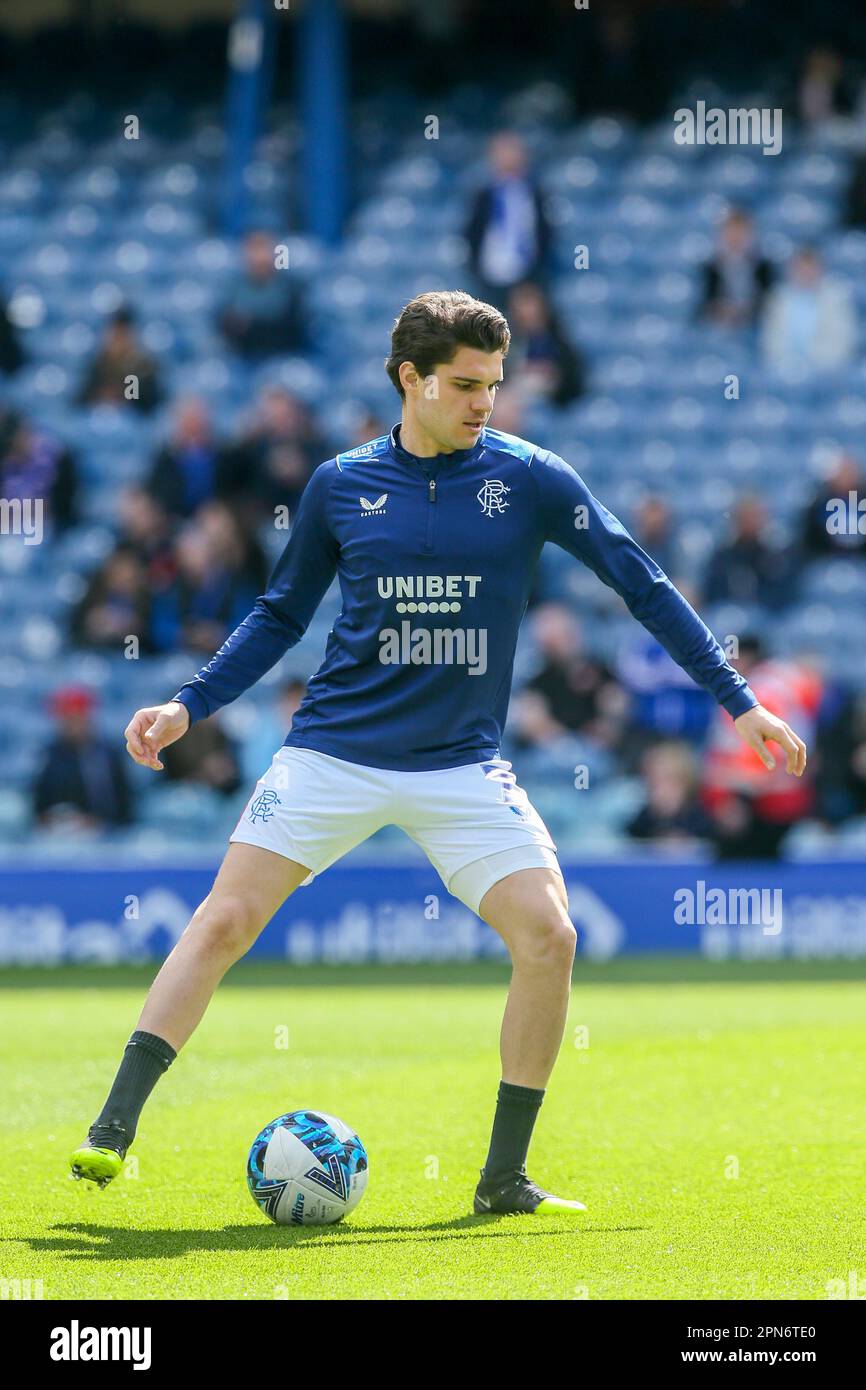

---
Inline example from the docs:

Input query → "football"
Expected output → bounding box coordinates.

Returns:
[246,1110,369,1226]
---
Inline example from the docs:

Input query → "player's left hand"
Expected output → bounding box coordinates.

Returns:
[733,704,807,776]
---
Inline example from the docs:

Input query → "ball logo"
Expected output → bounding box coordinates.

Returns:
[477,479,511,517]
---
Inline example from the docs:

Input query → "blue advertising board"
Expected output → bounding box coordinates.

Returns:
[0,859,864,963]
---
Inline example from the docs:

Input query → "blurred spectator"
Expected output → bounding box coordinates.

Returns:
[240,678,307,784]
[117,487,178,588]
[577,3,661,120]
[626,741,714,848]
[464,132,552,309]
[0,291,24,375]
[617,582,717,759]
[161,716,242,797]
[32,686,132,831]
[147,398,229,521]
[761,247,857,373]
[505,281,585,407]
[222,387,328,525]
[71,544,153,653]
[800,453,866,559]
[78,305,162,413]
[632,496,680,578]
[815,687,866,825]
[149,501,268,654]
[518,603,625,749]
[218,229,306,360]
[701,637,821,859]
[344,406,388,450]
[797,46,855,126]
[704,495,798,608]
[844,151,866,228]
[0,408,77,531]
[699,208,774,329]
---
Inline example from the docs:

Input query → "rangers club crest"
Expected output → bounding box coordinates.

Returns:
[477,479,511,517]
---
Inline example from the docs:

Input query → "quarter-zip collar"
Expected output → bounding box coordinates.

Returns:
[387,422,486,471]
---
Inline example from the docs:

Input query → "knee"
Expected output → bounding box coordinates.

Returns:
[188,893,261,958]
[512,909,577,970]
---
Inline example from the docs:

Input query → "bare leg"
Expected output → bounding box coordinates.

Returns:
[138,843,312,1051]
[478,867,576,1089]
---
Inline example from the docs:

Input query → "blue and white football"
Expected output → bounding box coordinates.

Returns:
[247,1110,369,1226]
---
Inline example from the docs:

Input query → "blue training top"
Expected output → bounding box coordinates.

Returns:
[172,424,757,771]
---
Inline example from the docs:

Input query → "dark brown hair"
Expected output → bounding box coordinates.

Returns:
[385,290,510,396]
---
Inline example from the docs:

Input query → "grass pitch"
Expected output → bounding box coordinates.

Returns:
[1,957,865,1301]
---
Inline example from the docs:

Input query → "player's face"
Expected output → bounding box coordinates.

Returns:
[403,346,504,452]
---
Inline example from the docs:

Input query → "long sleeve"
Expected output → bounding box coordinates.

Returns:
[171,461,339,723]
[530,449,758,720]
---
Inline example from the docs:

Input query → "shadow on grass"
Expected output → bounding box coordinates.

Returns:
[19,1217,643,1261]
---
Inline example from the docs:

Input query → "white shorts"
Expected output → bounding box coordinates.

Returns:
[229,746,562,915]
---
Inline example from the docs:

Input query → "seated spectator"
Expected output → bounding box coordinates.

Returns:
[117,486,178,590]
[147,397,229,521]
[520,602,625,750]
[32,686,132,832]
[626,741,714,848]
[78,305,161,413]
[149,501,268,654]
[704,495,798,608]
[0,408,77,531]
[239,678,307,784]
[222,387,328,525]
[797,45,855,126]
[700,636,821,859]
[800,452,866,559]
[699,207,774,329]
[71,544,153,652]
[815,686,866,825]
[0,290,24,375]
[761,247,857,374]
[161,716,241,797]
[505,281,585,408]
[631,495,679,577]
[218,229,306,360]
[464,131,552,310]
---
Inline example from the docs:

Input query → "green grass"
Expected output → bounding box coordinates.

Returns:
[1,957,865,1300]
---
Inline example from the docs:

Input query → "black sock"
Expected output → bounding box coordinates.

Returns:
[93,1030,177,1145]
[482,1080,545,1183]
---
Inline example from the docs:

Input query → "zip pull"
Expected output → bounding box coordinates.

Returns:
[429,478,436,503]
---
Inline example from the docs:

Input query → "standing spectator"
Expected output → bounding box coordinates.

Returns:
[222,387,328,526]
[32,686,132,831]
[699,208,774,329]
[78,305,161,413]
[800,452,866,559]
[217,229,306,360]
[0,409,77,531]
[505,281,585,407]
[704,495,798,608]
[761,247,857,373]
[464,132,552,309]
[815,687,866,825]
[147,398,227,521]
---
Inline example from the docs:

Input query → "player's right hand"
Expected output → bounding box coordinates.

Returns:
[124,701,190,771]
